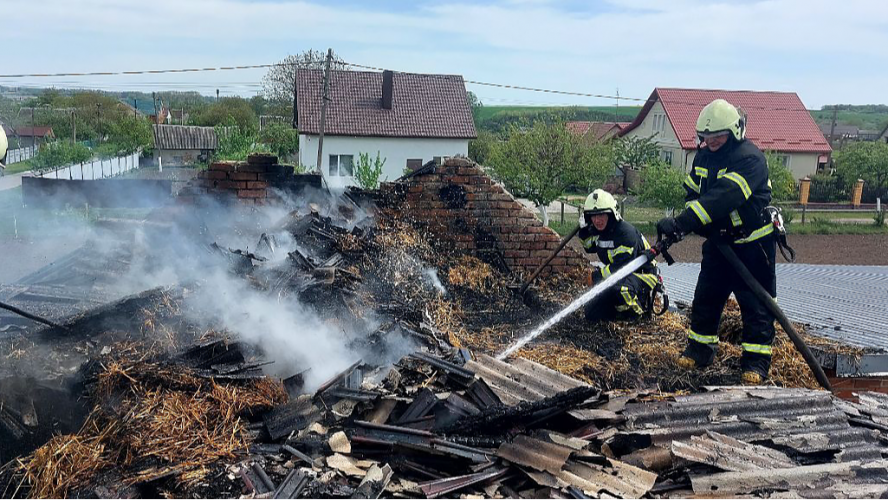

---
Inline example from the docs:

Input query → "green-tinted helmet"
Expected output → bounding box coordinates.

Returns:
[0,125,7,164]
[583,189,621,221]
[696,99,745,141]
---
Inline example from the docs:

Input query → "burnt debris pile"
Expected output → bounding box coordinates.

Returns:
[0,160,880,498]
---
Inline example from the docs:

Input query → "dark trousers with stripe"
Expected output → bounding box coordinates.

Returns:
[685,234,777,375]
[584,274,650,323]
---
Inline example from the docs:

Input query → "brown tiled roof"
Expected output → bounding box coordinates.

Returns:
[14,126,55,138]
[153,125,218,150]
[297,70,477,139]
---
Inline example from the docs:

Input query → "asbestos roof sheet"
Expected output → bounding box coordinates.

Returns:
[659,263,888,353]
[464,353,588,406]
[153,124,218,150]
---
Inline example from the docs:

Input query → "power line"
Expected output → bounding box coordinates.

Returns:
[1,59,873,115]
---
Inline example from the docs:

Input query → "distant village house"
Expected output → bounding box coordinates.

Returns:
[566,121,628,144]
[153,124,218,166]
[620,88,832,179]
[295,69,477,186]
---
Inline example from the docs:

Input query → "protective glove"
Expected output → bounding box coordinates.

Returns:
[578,210,587,228]
[656,217,685,242]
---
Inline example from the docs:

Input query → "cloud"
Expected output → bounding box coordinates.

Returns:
[1,0,886,106]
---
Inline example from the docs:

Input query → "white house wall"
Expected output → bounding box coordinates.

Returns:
[623,101,686,169]
[298,135,469,188]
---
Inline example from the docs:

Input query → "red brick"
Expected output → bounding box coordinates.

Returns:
[829,377,854,388]
[209,162,236,172]
[247,181,268,190]
[504,250,528,258]
[408,184,424,193]
[235,163,272,173]
[523,242,546,251]
[456,166,478,176]
[204,170,229,180]
[230,172,258,181]
[237,189,266,198]
[215,180,247,190]
[852,378,885,389]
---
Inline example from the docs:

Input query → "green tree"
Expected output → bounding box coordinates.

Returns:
[613,135,660,192]
[764,151,797,201]
[354,151,387,189]
[193,97,257,130]
[467,91,482,121]
[31,141,92,170]
[834,141,888,199]
[468,130,499,166]
[489,121,611,226]
[637,160,685,214]
[259,122,299,161]
[213,120,266,161]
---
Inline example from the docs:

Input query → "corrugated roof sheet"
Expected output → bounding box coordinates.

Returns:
[620,88,832,154]
[659,263,888,351]
[153,124,218,150]
[296,70,477,139]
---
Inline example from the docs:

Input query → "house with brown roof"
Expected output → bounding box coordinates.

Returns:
[296,69,477,186]
[566,121,627,144]
[619,88,832,179]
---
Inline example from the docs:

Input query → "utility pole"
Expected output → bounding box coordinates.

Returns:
[152,92,159,124]
[828,106,838,145]
[72,110,76,143]
[315,48,333,174]
[216,89,220,101]
[133,98,138,118]
[30,107,35,153]
[615,88,619,122]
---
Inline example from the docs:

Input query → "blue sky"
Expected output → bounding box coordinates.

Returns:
[2,0,886,109]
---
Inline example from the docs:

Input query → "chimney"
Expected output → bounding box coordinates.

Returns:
[382,70,393,110]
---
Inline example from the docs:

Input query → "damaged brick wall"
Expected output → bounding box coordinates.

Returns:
[828,371,888,402]
[383,157,588,276]
[178,153,321,205]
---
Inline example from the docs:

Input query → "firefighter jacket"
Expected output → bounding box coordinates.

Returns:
[677,138,774,243]
[578,219,658,289]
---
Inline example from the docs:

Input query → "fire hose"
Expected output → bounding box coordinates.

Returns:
[0,300,67,330]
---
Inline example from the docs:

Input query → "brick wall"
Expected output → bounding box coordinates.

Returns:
[828,370,888,402]
[382,157,588,276]
[177,153,321,205]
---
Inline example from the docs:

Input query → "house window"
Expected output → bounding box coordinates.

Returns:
[329,154,354,176]
[661,149,673,164]
[774,154,791,168]
[406,159,423,171]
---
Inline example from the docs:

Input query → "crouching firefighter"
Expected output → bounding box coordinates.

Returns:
[657,98,787,385]
[579,189,662,323]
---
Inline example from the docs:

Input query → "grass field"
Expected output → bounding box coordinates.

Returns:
[474,105,641,123]
[809,109,888,133]
[2,160,33,175]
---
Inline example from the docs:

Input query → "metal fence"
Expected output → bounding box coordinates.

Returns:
[33,152,140,181]
[806,176,850,203]
[862,184,888,204]
[4,146,37,165]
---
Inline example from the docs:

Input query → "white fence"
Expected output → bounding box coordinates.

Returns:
[34,152,140,181]
[4,146,37,165]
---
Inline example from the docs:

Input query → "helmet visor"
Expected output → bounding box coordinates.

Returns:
[697,130,730,142]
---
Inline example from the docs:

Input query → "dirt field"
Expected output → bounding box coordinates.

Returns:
[570,233,888,266]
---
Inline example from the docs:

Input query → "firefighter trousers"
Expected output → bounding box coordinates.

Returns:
[584,273,653,323]
[684,233,777,376]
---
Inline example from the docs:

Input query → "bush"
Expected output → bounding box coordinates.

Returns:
[636,160,685,214]
[764,151,797,201]
[259,123,299,161]
[875,209,886,227]
[213,121,269,161]
[354,151,386,189]
[808,174,848,203]
[31,141,92,170]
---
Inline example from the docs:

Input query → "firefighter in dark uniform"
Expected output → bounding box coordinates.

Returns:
[579,189,660,322]
[657,99,777,385]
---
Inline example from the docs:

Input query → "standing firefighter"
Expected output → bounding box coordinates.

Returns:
[579,189,660,322]
[656,99,776,384]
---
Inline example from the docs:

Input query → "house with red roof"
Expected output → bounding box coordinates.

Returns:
[619,88,831,179]
[296,69,477,187]
[566,121,628,143]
